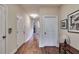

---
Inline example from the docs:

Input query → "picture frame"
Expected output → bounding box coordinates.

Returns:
[60,19,68,29]
[68,10,79,33]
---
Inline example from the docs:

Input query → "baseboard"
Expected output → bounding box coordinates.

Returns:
[39,45,59,48]
[25,29,33,42]
[39,44,59,48]
[10,48,18,54]
[44,46,59,48]
[39,45,44,47]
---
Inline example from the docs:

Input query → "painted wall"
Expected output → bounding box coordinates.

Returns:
[39,7,59,15]
[5,4,33,53]
[24,14,33,42]
[60,4,79,50]
[22,7,35,42]
[6,5,25,53]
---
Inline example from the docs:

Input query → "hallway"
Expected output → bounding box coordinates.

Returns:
[16,35,59,54]
[0,4,79,54]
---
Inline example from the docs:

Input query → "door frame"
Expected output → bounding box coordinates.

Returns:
[39,15,59,47]
[0,5,8,53]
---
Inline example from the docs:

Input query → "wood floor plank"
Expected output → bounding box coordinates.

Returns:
[15,36,59,54]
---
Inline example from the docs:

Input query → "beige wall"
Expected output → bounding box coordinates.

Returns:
[3,4,35,53]
[6,4,26,53]
[5,4,79,53]
[25,6,59,16]
[39,6,59,15]
[60,4,79,50]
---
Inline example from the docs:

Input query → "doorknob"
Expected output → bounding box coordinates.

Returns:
[2,36,6,39]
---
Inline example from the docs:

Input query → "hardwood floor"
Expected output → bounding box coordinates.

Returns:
[15,36,59,54]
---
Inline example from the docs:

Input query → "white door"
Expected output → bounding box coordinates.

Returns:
[17,15,25,48]
[42,15,58,47]
[0,5,6,53]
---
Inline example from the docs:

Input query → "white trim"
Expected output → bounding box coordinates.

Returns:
[5,5,8,54]
[10,42,24,54]
[0,4,8,54]
[39,15,59,47]
[10,48,17,54]
[39,45,44,47]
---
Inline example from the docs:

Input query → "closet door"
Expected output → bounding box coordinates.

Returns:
[0,5,6,53]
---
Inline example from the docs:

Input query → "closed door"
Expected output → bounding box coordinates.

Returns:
[42,15,58,46]
[17,15,25,48]
[0,5,6,53]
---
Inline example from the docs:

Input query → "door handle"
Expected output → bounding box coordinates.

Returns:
[2,36,6,39]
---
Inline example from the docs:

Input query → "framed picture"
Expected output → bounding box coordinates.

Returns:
[61,19,68,29]
[68,10,79,33]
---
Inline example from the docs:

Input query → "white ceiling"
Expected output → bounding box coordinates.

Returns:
[20,4,61,10]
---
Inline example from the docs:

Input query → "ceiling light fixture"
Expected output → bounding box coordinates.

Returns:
[30,13,39,19]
